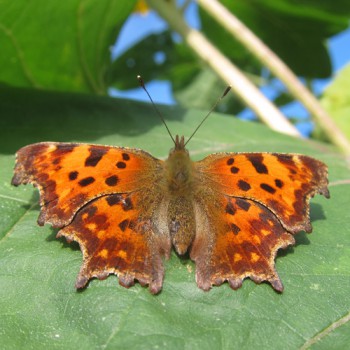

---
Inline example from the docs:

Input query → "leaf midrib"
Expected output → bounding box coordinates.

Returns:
[300,310,350,349]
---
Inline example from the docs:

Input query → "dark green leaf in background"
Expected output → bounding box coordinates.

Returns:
[1,87,349,349]
[0,0,136,93]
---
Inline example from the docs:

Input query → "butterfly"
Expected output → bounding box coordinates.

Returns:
[12,134,329,294]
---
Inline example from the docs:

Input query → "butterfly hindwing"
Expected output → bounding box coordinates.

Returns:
[191,196,294,292]
[57,192,171,294]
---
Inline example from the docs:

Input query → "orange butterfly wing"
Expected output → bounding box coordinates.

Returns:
[57,193,171,294]
[196,153,329,232]
[12,142,160,226]
[191,153,329,291]
[12,142,171,293]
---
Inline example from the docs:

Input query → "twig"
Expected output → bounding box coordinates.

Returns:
[197,0,350,154]
[146,0,301,138]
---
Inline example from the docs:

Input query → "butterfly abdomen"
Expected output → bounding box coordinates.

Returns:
[167,196,195,255]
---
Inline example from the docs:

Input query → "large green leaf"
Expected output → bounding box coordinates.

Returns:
[200,0,350,78]
[1,87,349,349]
[0,0,136,93]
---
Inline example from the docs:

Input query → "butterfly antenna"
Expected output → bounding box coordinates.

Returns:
[184,86,231,147]
[137,75,176,145]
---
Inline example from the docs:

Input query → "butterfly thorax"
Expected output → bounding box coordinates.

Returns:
[165,143,194,196]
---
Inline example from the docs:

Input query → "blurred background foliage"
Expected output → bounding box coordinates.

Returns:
[0,0,349,142]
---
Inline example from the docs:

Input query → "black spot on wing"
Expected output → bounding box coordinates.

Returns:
[106,195,122,206]
[236,199,251,211]
[260,183,276,194]
[225,202,236,215]
[247,154,268,174]
[122,197,133,211]
[274,154,297,174]
[105,175,119,186]
[79,177,95,187]
[69,171,78,181]
[274,153,293,162]
[227,158,234,165]
[238,180,251,191]
[116,161,126,169]
[119,219,129,232]
[85,147,107,167]
[122,153,130,161]
[52,144,77,158]
[275,179,284,188]
[230,223,241,235]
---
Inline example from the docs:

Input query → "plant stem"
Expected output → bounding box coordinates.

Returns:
[197,0,350,154]
[146,0,301,138]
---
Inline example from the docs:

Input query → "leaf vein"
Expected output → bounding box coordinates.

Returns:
[0,22,40,87]
[300,310,350,349]
[0,202,37,244]
[0,193,29,204]
[76,0,99,93]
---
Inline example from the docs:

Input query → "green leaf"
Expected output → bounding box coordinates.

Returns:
[1,87,349,349]
[0,0,136,93]
[200,0,350,78]
[320,63,350,139]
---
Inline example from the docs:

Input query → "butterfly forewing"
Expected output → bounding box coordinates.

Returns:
[195,152,329,233]
[12,142,163,228]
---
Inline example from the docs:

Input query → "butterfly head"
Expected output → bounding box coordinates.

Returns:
[168,135,190,163]
[169,134,190,158]
[174,135,186,151]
